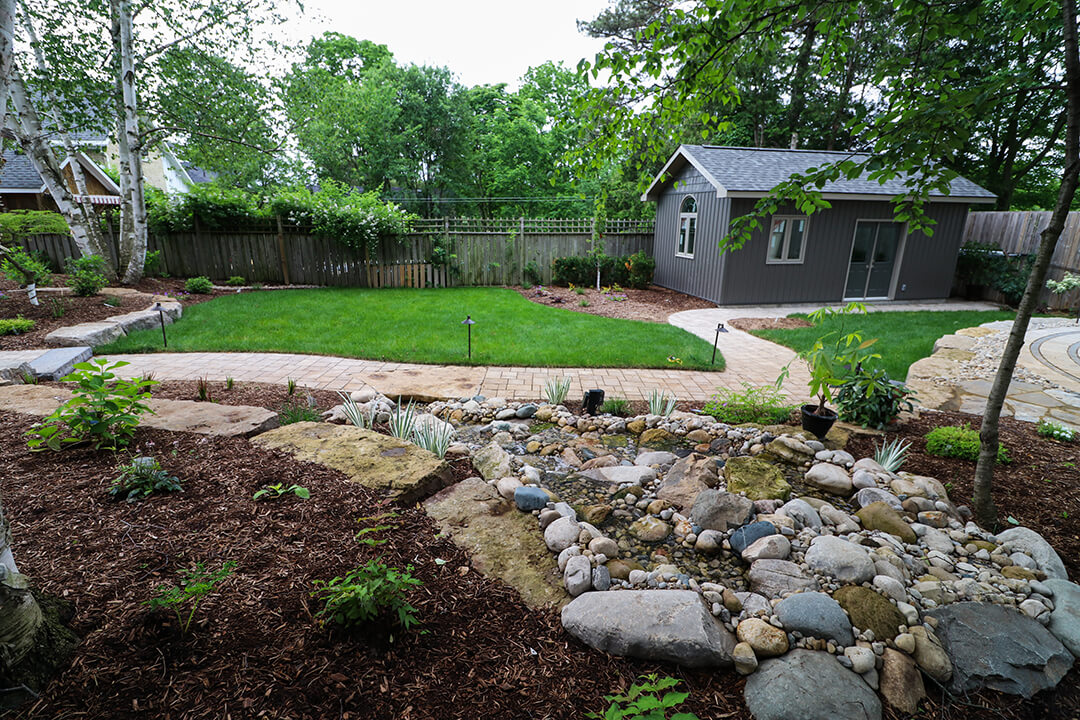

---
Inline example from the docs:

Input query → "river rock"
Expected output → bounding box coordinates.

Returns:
[737,617,789,657]
[764,435,817,464]
[639,427,679,448]
[514,485,549,512]
[635,450,676,466]
[745,650,882,720]
[724,456,792,501]
[856,502,916,543]
[733,642,758,675]
[544,516,581,552]
[805,463,853,495]
[473,441,513,480]
[589,536,619,558]
[628,516,671,543]
[928,602,1073,697]
[598,465,658,486]
[729,520,778,555]
[749,559,819,597]
[880,648,926,715]
[805,536,875,584]
[834,585,905,641]
[564,555,592,596]
[561,590,735,668]
[1044,579,1080,657]
[855,487,903,511]
[690,489,754,532]
[778,498,821,530]
[656,454,718,510]
[774,591,855,646]
[996,527,1069,580]
[742,534,791,562]
[606,558,643,581]
[496,476,522,501]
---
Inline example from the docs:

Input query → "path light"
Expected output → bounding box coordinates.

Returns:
[153,302,168,348]
[712,322,728,366]
[461,315,476,359]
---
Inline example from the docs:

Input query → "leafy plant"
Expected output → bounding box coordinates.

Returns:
[224,275,246,286]
[355,512,399,547]
[388,401,417,440]
[286,378,297,395]
[279,401,320,424]
[311,560,422,633]
[702,382,794,425]
[834,367,914,430]
[64,255,109,296]
[338,391,376,429]
[1037,419,1076,442]
[103,295,123,307]
[25,359,157,451]
[48,298,67,318]
[413,416,453,457]
[586,674,700,720]
[994,254,1036,307]
[542,376,572,405]
[800,302,879,416]
[648,389,676,417]
[185,276,213,294]
[0,316,35,335]
[253,483,310,500]
[146,561,237,635]
[523,260,542,286]
[925,424,1009,463]
[143,249,163,277]
[20,370,38,385]
[225,376,235,390]
[601,397,632,417]
[873,438,912,472]
[108,456,182,502]
[1,246,52,286]
[580,299,590,307]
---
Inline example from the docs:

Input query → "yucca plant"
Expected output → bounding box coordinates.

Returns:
[388,401,417,440]
[542,376,572,405]
[648,389,677,417]
[338,391,375,429]
[413,417,453,457]
[874,437,912,472]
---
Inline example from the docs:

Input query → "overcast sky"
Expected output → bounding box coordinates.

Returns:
[275,0,611,88]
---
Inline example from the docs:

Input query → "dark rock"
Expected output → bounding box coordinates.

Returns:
[745,649,882,720]
[729,520,778,555]
[774,591,855,646]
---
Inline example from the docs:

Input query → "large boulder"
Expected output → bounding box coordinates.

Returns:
[928,602,1074,698]
[996,527,1068,580]
[774,591,855,646]
[856,501,916,544]
[598,465,658,486]
[424,478,568,609]
[1044,579,1080,657]
[804,463,853,495]
[656,453,720,510]
[833,585,906,642]
[724,456,791,501]
[744,650,882,720]
[880,648,926,715]
[804,536,875,584]
[252,422,453,503]
[762,435,817,465]
[749,559,819,597]
[690,489,754,532]
[473,441,513,481]
[561,590,735,668]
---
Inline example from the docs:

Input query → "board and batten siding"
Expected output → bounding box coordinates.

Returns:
[651,164,731,303]
[892,203,970,300]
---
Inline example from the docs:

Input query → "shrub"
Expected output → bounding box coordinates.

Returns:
[143,249,163,277]
[551,251,655,289]
[925,424,1009,463]
[1,246,52,286]
[874,438,912,472]
[146,561,237,635]
[311,560,422,634]
[0,316,35,335]
[1037,419,1076,442]
[601,397,632,417]
[108,456,182,502]
[65,255,109,296]
[623,250,655,289]
[25,359,157,451]
[587,674,700,720]
[703,382,794,425]
[269,180,413,254]
[523,260,542,286]
[834,366,914,430]
[224,275,246,286]
[185,276,213,294]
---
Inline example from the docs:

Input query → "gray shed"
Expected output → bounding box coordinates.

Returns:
[642,145,995,304]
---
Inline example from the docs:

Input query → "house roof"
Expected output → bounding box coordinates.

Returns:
[642,145,996,203]
[0,152,45,190]
[181,161,217,184]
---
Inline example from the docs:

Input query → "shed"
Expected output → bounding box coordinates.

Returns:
[0,150,121,211]
[642,145,995,304]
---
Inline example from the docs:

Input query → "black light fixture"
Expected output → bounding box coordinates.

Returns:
[712,322,728,365]
[153,302,168,348]
[462,315,476,358]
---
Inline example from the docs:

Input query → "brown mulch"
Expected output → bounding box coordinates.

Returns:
[0,402,1076,719]
[728,316,813,331]
[514,284,715,323]
[145,380,342,414]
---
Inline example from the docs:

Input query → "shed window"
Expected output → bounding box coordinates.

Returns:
[767,216,807,264]
[677,195,697,258]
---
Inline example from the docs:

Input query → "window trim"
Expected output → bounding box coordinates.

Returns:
[676,195,698,259]
[765,215,808,265]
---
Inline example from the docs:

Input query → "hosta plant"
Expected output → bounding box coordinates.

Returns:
[109,456,182,502]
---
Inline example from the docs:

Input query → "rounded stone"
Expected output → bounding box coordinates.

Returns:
[834,585,907,642]
[737,618,790,658]
[514,485,549,512]
[774,591,855,647]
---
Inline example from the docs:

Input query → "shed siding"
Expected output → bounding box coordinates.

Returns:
[892,203,969,300]
[651,164,730,303]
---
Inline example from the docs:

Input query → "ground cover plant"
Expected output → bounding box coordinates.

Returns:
[925,424,1010,464]
[752,310,1021,380]
[98,287,722,369]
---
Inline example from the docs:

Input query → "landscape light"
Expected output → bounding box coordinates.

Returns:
[462,315,476,359]
[712,322,728,365]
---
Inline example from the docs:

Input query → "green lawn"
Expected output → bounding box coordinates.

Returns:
[99,287,723,370]
[752,310,1021,380]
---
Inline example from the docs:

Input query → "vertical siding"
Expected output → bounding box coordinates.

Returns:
[652,165,730,303]
[893,203,969,300]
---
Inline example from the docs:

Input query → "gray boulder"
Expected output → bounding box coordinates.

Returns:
[928,602,1074,698]
[729,520,778,555]
[749,559,820,597]
[597,465,658,486]
[805,463,853,495]
[745,650,882,720]
[564,555,592,596]
[690,489,754,532]
[635,451,677,467]
[805,536,875,584]
[855,487,903,511]
[996,527,1068,580]
[778,498,821,530]
[774,591,855,646]
[544,516,581,552]
[561,590,735,668]
[1044,579,1080,658]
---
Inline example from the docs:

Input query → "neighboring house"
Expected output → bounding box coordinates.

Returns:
[642,145,996,304]
[105,139,196,196]
[0,149,121,211]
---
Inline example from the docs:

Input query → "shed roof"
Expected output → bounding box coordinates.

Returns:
[642,145,996,203]
[0,149,121,196]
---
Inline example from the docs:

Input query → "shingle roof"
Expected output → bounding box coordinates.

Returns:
[0,151,44,190]
[644,145,995,202]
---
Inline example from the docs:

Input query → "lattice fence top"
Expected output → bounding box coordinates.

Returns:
[409,217,654,235]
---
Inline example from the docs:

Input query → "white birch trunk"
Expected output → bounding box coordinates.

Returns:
[114,0,147,284]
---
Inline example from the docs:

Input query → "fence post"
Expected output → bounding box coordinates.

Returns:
[275,214,290,285]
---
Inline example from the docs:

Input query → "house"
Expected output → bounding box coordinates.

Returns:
[642,145,996,304]
[0,149,121,211]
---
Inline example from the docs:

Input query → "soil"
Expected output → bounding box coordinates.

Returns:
[145,379,343,414]
[514,284,715,323]
[729,316,814,331]
[0,404,1076,718]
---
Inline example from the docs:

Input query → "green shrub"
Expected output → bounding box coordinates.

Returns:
[65,255,109,296]
[523,260,542,286]
[25,358,157,451]
[623,250,655,289]
[1037,419,1075,442]
[108,456,183,502]
[551,251,655,289]
[279,401,319,424]
[587,674,700,720]
[311,560,422,634]
[146,561,237,635]
[185,276,213,294]
[834,366,914,430]
[143,249,163,277]
[925,424,1009,463]
[703,382,794,425]
[995,254,1035,306]
[601,397,632,417]
[1,246,52,286]
[224,275,246,286]
[0,316,35,335]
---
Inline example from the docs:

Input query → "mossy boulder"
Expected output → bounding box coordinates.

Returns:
[724,457,792,501]
[627,419,646,435]
[856,501,917,544]
[639,428,679,448]
[834,585,906,641]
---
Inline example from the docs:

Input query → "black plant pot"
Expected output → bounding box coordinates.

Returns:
[801,404,838,440]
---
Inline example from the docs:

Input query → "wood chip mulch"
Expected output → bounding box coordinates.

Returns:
[0,403,1077,719]
[728,317,814,331]
[514,284,715,323]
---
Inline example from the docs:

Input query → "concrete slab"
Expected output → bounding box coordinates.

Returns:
[26,346,93,381]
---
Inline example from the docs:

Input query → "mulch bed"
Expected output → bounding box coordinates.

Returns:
[0,403,1076,719]
[728,317,814,331]
[514,284,715,323]
[146,380,343,414]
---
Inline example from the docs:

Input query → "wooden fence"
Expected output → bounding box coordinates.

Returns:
[19,217,655,288]
[961,210,1080,308]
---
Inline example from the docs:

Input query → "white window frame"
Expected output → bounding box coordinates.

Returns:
[676,195,697,259]
[766,215,808,265]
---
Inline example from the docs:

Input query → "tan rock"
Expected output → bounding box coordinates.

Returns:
[686,429,711,443]
[908,625,952,683]
[880,648,926,715]
[1002,565,1043,581]
[737,618,789,658]
[353,365,484,403]
[627,419,646,435]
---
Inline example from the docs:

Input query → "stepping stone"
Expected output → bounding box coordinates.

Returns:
[26,346,92,381]
[44,320,124,348]
[0,351,41,383]
[355,365,485,403]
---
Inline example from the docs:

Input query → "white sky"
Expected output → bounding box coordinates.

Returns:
[274,0,612,88]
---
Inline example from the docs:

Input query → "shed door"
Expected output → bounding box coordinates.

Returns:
[845,221,902,300]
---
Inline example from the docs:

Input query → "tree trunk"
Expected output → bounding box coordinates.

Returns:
[786,21,818,149]
[112,0,147,284]
[972,0,1080,528]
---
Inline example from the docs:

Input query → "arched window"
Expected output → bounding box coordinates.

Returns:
[677,195,697,258]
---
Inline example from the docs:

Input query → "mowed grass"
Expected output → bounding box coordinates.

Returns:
[753,309,1021,380]
[99,287,723,370]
